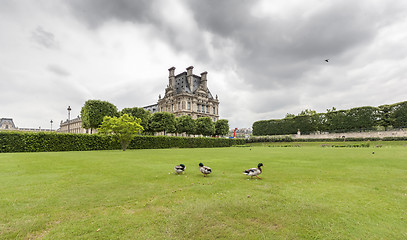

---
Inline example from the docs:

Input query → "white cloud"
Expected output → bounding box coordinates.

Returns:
[1,0,407,130]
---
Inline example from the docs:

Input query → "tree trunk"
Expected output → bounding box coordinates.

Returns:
[121,141,129,151]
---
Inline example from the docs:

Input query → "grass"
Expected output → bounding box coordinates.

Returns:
[0,143,406,239]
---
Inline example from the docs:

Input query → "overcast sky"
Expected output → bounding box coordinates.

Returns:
[1,0,407,130]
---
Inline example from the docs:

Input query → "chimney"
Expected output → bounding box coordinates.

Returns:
[168,66,176,88]
[186,66,194,90]
[186,66,194,76]
[200,71,208,90]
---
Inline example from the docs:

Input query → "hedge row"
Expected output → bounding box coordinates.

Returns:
[247,136,294,143]
[253,101,407,136]
[248,136,407,143]
[0,131,246,153]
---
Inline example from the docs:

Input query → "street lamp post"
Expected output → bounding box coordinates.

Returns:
[50,120,53,131]
[67,106,71,133]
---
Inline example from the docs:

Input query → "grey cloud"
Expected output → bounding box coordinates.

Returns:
[65,0,154,28]
[47,65,71,77]
[31,26,59,49]
[61,0,407,125]
[248,90,301,113]
[185,0,254,37]
[186,1,405,90]
[65,0,211,61]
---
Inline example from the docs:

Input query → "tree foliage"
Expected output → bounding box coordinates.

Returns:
[392,101,407,128]
[81,100,118,132]
[0,131,246,153]
[253,101,407,136]
[120,107,151,132]
[148,112,176,135]
[378,105,393,130]
[97,114,143,151]
[175,115,196,135]
[298,109,317,116]
[215,119,229,136]
[195,117,215,136]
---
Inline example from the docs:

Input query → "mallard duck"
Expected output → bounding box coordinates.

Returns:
[174,164,186,174]
[199,163,212,177]
[243,163,263,179]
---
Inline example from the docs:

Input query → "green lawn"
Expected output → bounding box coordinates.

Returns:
[0,144,406,239]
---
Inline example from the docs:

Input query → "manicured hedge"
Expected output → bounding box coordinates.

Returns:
[253,101,407,136]
[247,136,294,143]
[0,131,246,153]
[249,136,407,143]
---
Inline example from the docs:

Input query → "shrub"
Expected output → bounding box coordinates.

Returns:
[0,131,246,153]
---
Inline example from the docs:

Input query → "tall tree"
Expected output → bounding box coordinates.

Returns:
[298,109,317,116]
[195,117,215,136]
[392,101,407,128]
[215,119,229,136]
[81,100,118,133]
[347,106,378,131]
[120,107,151,132]
[175,115,196,136]
[378,105,393,130]
[97,114,143,151]
[148,112,176,135]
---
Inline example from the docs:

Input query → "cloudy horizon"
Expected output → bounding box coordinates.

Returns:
[1,0,407,130]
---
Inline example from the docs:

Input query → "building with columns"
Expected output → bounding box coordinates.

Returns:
[146,66,219,121]
[56,66,220,134]
[58,117,89,134]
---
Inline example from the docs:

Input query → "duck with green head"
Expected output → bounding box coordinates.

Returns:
[243,163,263,179]
[199,163,212,177]
[174,164,186,174]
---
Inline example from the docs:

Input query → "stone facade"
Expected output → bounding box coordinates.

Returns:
[0,118,17,130]
[253,129,407,140]
[59,117,90,134]
[153,66,219,121]
[55,66,219,134]
[292,129,407,139]
[0,118,53,132]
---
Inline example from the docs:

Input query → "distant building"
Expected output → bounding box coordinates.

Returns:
[58,117,90,134]
[0,118,53,132]
[55,66,220,134]
[145,66,220,121]
[229,128,252,138]
[0,118,17,130]
[143,104,159,114]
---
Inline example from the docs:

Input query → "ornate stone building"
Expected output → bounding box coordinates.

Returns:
[0,118,17,130]
[0,118,53,132]
[149,66,219,121]
[56,66,220,134]
[58,117,89,134]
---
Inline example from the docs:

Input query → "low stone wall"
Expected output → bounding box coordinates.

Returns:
[293,129,407,139]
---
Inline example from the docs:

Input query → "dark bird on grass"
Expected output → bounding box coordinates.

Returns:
[243,163,264,179]
[174,164,186,174]
[199,163,212,177]
[325,59,329,62]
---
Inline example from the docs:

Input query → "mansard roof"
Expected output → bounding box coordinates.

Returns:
[173,72,214,99]
[0,118,16,128]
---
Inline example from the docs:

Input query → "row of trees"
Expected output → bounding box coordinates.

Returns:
[80,100,229,137]
[253,101,407,136]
